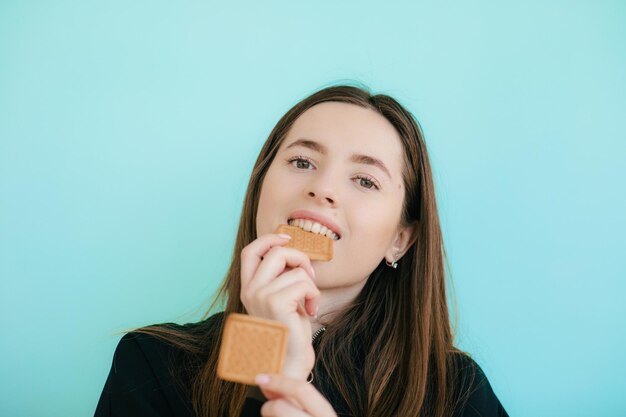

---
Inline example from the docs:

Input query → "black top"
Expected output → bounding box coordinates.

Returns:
[95,313,509,417]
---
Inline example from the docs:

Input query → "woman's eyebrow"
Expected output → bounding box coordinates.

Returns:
[350,154,392,180]
[285,138,327,154]
[286,138,392,180]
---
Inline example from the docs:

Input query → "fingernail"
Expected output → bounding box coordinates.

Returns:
[314,305,319,319]
[255,374,270,385]
[309,266,316,279]
[278,233,292,240]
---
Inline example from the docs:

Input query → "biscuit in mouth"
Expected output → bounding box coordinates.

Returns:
[287,218,340,241]
[275,224,334,261]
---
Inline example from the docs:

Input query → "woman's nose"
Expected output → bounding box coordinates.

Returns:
[304,165,340,207]
[307,190,336,206]
[305,172,338,207]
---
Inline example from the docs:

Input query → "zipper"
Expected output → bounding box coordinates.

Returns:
[312,326,326,342]
[308,326,326,384]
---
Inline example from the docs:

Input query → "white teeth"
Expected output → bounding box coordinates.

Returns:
[287,218,340,240]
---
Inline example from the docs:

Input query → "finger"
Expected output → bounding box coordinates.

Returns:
[254,269,320,317]
[243,247,315,314]
[247,246,315,290]
[256,374,336,416]
[240,234,292,287]
[263,279,321,318]
[261,399,310,417]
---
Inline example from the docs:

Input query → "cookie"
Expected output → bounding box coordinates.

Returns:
[217,313,289,385]
[275,224,334,261]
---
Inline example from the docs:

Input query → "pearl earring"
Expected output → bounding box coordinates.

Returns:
[386,254,399,269]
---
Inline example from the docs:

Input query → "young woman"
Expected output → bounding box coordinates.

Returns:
[95,85,509,417]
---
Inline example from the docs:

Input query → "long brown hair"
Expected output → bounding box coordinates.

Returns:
[136,84,476,417]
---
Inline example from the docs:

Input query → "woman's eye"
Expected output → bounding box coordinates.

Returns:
[288,157,314,170]
[295,159,311,169]
[357,176,379,190]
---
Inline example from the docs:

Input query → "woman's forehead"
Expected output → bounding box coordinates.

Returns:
[281,102,404,169]
[290,102,395,138]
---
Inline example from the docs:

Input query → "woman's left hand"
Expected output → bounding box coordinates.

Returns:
[255,374,338,417]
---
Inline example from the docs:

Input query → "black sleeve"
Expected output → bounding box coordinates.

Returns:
[94,330,266,417]
[94,332,193,417]
[454,358,509,417]
[240,398,264,416]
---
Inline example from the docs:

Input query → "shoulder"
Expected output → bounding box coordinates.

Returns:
[450,353,509,417]
[113,311,225,366]
[95,312,225,416]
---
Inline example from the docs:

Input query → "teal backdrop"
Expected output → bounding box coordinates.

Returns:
[1,1,625,416]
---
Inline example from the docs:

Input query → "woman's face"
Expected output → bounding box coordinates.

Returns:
[256,101,410,292]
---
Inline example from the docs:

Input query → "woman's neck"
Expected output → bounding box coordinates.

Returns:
[310,279,367,333]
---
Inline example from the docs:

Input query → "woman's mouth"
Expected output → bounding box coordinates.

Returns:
[287,218,340,241]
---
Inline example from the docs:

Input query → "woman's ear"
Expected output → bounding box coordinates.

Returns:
[384,222,418,263]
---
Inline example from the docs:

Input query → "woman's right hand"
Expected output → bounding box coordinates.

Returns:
[256,374,338,417]
[240,233,320,381]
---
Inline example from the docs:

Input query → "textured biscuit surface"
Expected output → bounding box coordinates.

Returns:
[275,224,334,261]
[217,313,289,385]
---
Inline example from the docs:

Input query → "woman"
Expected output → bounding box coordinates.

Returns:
[95,85,509,417]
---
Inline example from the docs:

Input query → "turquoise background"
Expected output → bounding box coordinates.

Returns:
[1,1,625,416]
